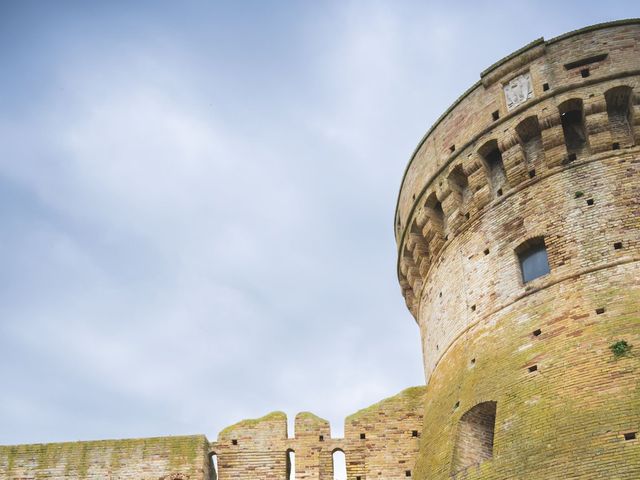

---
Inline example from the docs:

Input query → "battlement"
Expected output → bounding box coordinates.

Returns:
[395,20,640,318]
[210,386,425,479]
[0,387,426,480]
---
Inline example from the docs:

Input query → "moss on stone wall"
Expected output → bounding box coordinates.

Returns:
[0,435,207,480]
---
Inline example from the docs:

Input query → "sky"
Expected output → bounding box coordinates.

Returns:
[0,0,638,447]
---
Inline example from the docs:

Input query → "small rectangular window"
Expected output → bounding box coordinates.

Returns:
[516,237,550,283]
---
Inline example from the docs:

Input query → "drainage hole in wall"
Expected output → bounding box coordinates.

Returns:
[596,308,605,315]
[624,432,637,441]
[483,248,490,255]
[412,430,419,437]
[614,242,623,250]
[528,365,538,373]
[529,169,536,178]
[360,433,366,440]
[533,328,542,337]
[612,142,620,150]
[586,198,594,206]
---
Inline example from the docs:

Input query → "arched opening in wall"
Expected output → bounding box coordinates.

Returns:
[478,140,507,197]
[424,193,446,235]
[209,453,218,480]
[451,401,497,475]
[332,449,347,480]
[286,449,295,480]
[447,165,471,210]
[515,236,550,283]
[605,86,635,147]
[515,116,544,169]
[559,98,589,159]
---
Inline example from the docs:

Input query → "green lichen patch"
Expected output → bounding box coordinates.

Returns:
[218,411,287,439]
[346,386,426,421]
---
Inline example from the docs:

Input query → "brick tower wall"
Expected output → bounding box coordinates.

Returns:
[394,20,640,479]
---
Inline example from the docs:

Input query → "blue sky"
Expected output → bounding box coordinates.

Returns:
[1,1,638,445]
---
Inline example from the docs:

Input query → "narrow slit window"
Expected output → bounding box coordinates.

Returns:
[210,453,218,480]
[516,237,550,283]
[287,450,296,480]
[332,450,347,480]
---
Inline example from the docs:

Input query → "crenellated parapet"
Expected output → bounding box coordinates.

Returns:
[209,387,425,480]
[395,20,640,318]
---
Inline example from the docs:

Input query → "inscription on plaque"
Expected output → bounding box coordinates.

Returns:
[504,72,534,111]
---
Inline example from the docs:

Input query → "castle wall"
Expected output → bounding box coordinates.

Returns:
[0,435,211,480]
[210,386,426,480]
[395,19,640,480]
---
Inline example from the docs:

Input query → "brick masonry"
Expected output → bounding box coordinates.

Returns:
[395,19,640,480]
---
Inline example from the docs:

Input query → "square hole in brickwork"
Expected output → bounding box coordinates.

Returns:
[529,169,536,178]
[614,242,623,250]
[581,68,590,78]
[492,110,500,121]
[319,435,324,441]
[595,307,605,315]
[586,198,594,206]
[624,432,637,441]
[360,433,366,439]
[412,430,419,437]
[497,188,503,196]
[465,212,470,220]
[528,365,538,373]
[543,82,550,91]
[406,470,412,477]
[612,142,620,150]
[439,291,442,297]
[232,439,238,445]
[533,328,542,337]
[471,358,476,366]
[484,248,490,255]
[450,144,456,153]
[454,401,460,410]
[357,477,362,480]
[471,304,476,312]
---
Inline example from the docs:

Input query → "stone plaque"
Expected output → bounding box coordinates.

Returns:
[503,72,534,111]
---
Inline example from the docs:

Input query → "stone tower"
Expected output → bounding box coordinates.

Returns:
[395,20,640,479]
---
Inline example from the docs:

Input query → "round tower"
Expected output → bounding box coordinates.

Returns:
[395,20,640,479]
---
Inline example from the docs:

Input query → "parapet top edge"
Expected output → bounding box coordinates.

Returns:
[392,18,640,238]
